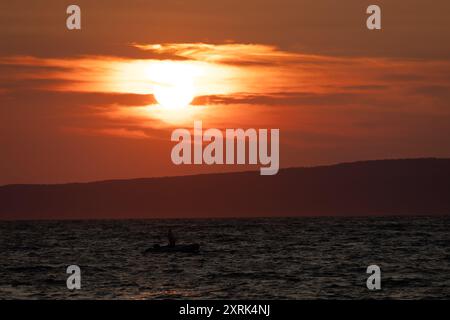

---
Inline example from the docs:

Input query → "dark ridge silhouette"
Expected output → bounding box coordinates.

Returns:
[1,158,450,220]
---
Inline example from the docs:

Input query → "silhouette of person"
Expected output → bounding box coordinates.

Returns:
[168,228,176,247]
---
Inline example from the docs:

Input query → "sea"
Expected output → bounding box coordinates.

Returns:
[0,217,449,299]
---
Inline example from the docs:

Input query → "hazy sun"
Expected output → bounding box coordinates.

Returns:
[151,62,196,110]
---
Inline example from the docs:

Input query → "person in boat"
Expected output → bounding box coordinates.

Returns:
[167,228,176,247]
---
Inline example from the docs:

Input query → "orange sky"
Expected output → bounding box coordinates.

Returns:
[1,0,450,184]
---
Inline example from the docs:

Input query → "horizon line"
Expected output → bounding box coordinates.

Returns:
[1,156,448,188]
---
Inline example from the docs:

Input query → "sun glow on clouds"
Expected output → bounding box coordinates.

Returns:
[4,43,449,97]
[2,43,450,133]
[2,43,312,125]
[110,58,238,97]
[1,43,321,99]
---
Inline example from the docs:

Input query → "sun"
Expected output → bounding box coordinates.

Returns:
[151,62,196,110]
[153,78,194,110]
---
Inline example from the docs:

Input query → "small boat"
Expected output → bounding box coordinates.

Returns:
[144,243,200,254]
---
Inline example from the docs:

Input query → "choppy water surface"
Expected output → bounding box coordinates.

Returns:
[0,217,449,299]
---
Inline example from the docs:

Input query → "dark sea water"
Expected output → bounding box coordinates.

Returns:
[0,217,449,299]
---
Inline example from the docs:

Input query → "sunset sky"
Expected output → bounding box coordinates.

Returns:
[1,0,450,184]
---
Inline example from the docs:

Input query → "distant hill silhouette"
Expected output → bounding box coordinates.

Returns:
[1,158,450,220]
